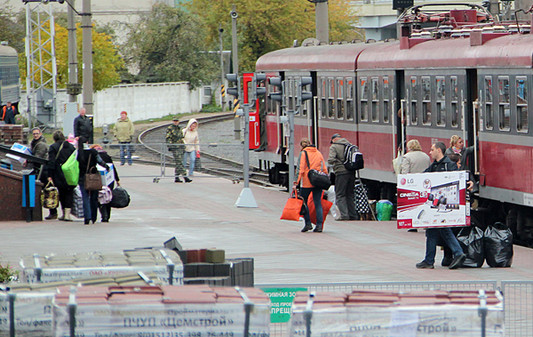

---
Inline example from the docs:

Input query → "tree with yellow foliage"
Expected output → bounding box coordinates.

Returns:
[19,21,124,92]
[187,0,359,71]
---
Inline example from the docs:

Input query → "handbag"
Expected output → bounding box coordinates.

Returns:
[98,186,113,205]
[392,149,403,174]
[110,186,131,208]
[40,181,59,209]
[307,191,333,225]
[304,151,331,190]
[84,153,103,191]
[71,186,84,218]
[61,149,79,186]
[280,189,305,221]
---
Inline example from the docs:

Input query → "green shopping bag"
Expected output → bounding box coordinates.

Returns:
[61,150,79,186]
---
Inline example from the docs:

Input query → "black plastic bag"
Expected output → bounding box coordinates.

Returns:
[110,186,131,208]
[456,226,485,268]
[484,222,513,267]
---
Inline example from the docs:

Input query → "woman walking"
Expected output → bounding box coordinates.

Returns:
[295,138,328,233]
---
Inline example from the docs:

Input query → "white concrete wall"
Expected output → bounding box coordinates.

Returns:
[20,81,203,128]
[92,82,202,126]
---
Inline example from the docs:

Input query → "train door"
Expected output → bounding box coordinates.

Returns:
[310,72,318,146]
[465,69,479,174]
[242,73,260,150]
[395,70,405,154]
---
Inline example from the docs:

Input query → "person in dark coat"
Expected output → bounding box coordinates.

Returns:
[73,107,93,143]
[46,130,76,221]
[90,144,120,223]
[416,142,466,270]
[78,137,108,225]
[1,102,17,124]
[25,127,48,180]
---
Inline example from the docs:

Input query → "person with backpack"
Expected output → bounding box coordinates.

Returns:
[328,133,359,221]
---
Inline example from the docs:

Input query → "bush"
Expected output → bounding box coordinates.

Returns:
[0,263,19,283]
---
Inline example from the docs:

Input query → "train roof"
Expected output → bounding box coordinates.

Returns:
[358,33,533,69]
[0,44,18,57]
[256,33,533,73]
[256,43,374,72]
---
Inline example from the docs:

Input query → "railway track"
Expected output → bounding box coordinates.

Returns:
[111,112,277,187]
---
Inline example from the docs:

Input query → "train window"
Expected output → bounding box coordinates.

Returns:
[328,78,335,119]
[371,77,379,122]
[422,76,431,125]
[346,79,354,120]
[451,76,459,127]
[360,77,369,121]
[436,77,446,126]
[383,77,390,123]
[337,78,344,119]
[484,76,494,130]
[498,77,510,131]
[320,77,327,119]
[516,77,528,132]
[410,76,418,124]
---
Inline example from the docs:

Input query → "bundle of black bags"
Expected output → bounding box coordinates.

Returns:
[456,222,513,268]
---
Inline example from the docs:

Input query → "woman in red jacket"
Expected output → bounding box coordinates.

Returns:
[295,138,328,233]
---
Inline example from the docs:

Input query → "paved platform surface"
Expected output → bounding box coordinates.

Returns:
[2,163,533,284]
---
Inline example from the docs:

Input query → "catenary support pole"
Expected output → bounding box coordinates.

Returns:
[82,0,93,115]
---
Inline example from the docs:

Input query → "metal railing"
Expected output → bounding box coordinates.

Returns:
[259,280,533,337]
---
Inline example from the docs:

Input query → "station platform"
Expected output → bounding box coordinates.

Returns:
[2,163,533,285]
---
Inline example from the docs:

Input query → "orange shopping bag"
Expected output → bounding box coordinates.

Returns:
[280,189,305,221]
[308,191,333,225]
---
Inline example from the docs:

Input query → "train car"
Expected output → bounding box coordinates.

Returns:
[255,3,533,245]
[0,43,20,107]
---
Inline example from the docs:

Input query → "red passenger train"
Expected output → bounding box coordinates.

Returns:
[254,3,533,245]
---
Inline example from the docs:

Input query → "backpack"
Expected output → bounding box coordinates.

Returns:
[343,144,364,171]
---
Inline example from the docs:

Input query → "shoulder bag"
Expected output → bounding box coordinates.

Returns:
[61,148,79,186]
[304,151,331,190]
[84,153,103,191]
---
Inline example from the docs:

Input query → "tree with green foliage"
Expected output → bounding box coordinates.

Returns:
[122,4,218,89]
[186,0,360,72]
[0,2,25,53]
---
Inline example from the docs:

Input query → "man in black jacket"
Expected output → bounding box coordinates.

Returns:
[73,108,93,143]
[416,142,466,270]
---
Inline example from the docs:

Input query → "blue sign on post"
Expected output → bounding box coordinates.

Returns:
[22,174,36,222]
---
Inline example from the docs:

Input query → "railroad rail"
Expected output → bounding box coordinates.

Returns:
[113,112,277,187]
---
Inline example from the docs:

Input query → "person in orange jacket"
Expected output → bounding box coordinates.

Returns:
[295,138,328,233]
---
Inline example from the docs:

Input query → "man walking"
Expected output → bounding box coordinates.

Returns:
[165,117,191,183]
[328,133,358,221]
[74,107,93,143]
[416,141,466,270]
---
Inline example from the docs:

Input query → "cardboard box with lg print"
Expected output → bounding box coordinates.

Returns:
[397,171,470,229]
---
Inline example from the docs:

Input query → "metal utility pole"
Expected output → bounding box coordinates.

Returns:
[81,0,93,115]
[219,25,225,111]
[25,1,58,128]
[231,5,241,140]
[314,0,329,44]
[67,0,79,103]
